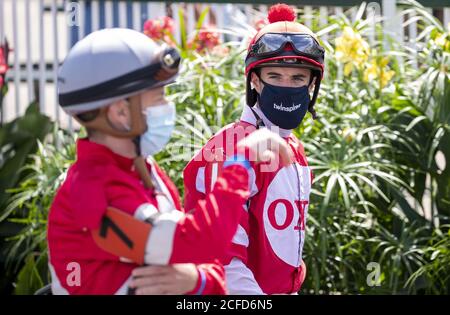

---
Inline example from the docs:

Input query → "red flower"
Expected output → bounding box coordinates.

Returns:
[0,40,10,90]
[189,26,221,53]
[198,28,220,49]
[143,16,175,44]
[143,19,164,40]
[0,46,9,75]
[162,16,175,33]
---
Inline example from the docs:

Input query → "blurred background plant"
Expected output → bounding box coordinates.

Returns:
[0,121,76,294]
[0,38,11,124]
[143,6,229,59]
[296,0,450,294]
[0,0,449,295]
[0,103,55,294]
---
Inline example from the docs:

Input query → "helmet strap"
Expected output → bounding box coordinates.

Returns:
[77,95,147,138]
[76,94,156,189]
[133,154,155,190]
[249,106,265,129]
[308,74,321,120]
[130,112,154,190]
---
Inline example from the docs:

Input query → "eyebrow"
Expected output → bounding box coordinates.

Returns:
[266,72,282,76]
[266,72,307,79]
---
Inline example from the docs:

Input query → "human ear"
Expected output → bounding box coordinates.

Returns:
[309,77,317,93]
[106,99,131,131]
[251,71,263,94]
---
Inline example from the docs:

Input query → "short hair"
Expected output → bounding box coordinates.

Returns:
[76,109,100,123]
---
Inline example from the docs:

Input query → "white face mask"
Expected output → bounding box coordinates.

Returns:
[140,102,176,157]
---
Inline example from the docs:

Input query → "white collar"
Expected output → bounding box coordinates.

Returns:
[240,103,292,138]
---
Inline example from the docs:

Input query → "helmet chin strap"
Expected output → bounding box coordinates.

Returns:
[78,95,147,138]
[80,94,156,190]
[132,136,155,190]
[308,73,321,120]
[249,76,265,129]
[249,105,265,129]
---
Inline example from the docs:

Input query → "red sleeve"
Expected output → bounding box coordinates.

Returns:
[183,161,228,295]
[183,160,206,213]
[187,261,227,295]
[169,164,250,264]
[183,158,251,267]
[182,159,247,294]
[154,162,228,294]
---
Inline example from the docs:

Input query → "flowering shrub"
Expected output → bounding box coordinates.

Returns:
[0,39,10,113]
[143,16,176,46]
[187,26,221,53]
[143,7,226,58]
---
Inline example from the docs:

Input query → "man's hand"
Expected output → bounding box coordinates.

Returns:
[237,128,293,167]
[129,263,198,295]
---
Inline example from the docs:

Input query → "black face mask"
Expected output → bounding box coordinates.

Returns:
[256,78,310,130]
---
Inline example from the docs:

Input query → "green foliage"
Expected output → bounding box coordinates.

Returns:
[406,225,450,294]
[0,103,53,294]
[0,125,75,294]
[296,0,450,294]
[157,42,246,193]
[0,103,53,209]
[13,252,48,295]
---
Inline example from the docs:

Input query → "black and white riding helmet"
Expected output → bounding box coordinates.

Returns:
[57,28,180,137]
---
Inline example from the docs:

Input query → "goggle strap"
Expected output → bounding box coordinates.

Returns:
[308,75,321,120]
[251,74,267,129]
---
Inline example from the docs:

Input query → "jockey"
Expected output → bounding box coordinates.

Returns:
[183,3,325,294]
[48,28,292,294]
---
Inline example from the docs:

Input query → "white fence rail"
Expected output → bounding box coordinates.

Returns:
[1,0,449,128]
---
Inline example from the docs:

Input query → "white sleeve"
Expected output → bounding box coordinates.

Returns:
[224,258,265,295]
[195,164,258,197]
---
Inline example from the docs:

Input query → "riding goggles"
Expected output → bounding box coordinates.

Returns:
[249,33,325,64]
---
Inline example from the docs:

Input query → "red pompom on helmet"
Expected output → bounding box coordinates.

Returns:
[267,3,296,23]
[245,3,325,119]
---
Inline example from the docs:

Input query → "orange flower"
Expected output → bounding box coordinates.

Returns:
[198,28,220,49]
[189,26,221,53]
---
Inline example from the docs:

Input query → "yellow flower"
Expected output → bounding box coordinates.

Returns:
[434,32,450,52]
[364,57,395,88]
[341,127,356,143]
[435,33,446,47]
[335,27,371,75]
